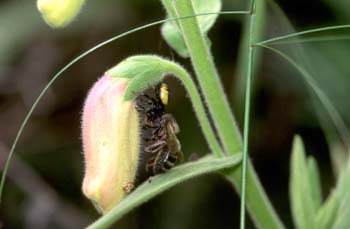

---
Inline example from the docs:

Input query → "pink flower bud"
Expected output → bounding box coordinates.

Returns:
[82,75,140,214]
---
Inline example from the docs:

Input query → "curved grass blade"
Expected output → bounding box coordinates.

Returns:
[257,24,350,45]
[0,10,248,203]
[86,154,242,229]
[262,35,350,45]
[256,44,350,155]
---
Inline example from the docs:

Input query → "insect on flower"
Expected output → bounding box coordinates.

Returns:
[136,83,183,177]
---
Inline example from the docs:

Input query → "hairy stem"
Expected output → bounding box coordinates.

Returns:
[171,0,242,155]
[165,61,223,156]
[165,0,284,228]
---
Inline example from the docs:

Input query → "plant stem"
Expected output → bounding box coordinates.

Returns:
[225,162,284,229]
[166,61,223,157]
[240,1,256,228]
[167,0,284,228]
[171,0,242,155]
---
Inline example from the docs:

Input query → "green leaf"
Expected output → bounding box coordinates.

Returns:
[289,135,316,228]
[333,168,350,228]
[87,154,242,229]
[307,156,322,211]
[315,190,339,228]
[193,0,221,33]
[161,0,221,57]
[161,20,189,57]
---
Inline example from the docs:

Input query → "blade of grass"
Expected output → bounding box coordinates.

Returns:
[0,10,250,203]
[233,0,266,123]
[257,24,350,45]
[86,154,242,229]
[240,0,256,228]
[263,34,350,45]
[256,44,350,155]
[265,0,350,172]
[224,162,284,229]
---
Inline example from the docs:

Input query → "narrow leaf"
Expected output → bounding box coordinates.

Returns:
[315,189,339,228]
[87,154,242,229]
[289,135,316,228]
[307,156,322,211]
[333,168,350,228]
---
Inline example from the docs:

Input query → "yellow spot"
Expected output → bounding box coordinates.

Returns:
[160,83,169,105]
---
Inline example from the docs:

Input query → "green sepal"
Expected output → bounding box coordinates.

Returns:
[106,55,177,100]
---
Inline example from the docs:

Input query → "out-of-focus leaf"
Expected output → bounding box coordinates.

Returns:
[193,0,221,33]
[87,154,242,229]
[289,135,316,228]
[315,190,339,228]
[161,21,188,57]
[161,0,221,57]
[307,156,322,211]
[330,142,348,178]
[316,161,350,229]
[333,168,350,228]
[258,2,350,156]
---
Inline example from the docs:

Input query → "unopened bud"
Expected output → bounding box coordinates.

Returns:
[82,75,140,214]
[37,0,85,28]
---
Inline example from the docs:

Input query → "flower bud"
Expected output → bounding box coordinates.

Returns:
[37,0,85,28]
[82,75,140,214]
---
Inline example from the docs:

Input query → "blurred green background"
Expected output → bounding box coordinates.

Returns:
[0,0,349,228]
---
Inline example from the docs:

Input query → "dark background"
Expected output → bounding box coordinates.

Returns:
[0,0,349,228]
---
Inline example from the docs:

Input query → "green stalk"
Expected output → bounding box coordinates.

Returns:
[225,163,283,229]
[171,0,242,155]
[165,0,284,228]
[165,61,223,157]
[240,1,256,227]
